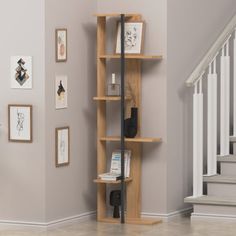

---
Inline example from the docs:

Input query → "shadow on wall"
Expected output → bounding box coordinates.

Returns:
[82,22,97,208]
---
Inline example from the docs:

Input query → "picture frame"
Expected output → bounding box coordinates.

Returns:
[115,21,145,54]
[55,29,67,62]
[8,104,32,143]
[11,56,32,89]
[55,75,68,109]
[55,127,70,167]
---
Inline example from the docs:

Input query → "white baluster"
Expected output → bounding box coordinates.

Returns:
[220,40,230,156]
[207,58,217,176]
[193,77,203,197]
[234,29,236,137]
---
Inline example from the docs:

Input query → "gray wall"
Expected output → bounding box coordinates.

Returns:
[0,0,45,222]
[45,0,97,221]
[166,0,236,212]
[1,0,236,224]
[97,0,168,214]
[98,0,236,215]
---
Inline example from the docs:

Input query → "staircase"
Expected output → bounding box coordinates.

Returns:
[185,154,236,219]
[184,14,236,220]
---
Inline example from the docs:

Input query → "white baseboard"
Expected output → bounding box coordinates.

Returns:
[142,207,193,222]
[0,208,193,229]
[191,212,236,222]
[0,211,96,230]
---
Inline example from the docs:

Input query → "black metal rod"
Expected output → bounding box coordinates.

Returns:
[120,13,125,224]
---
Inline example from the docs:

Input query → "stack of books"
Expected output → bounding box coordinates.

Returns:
[98,172,122,181]
[98,150,131,181]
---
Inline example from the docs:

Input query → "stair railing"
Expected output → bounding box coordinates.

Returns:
[185,14,236,197]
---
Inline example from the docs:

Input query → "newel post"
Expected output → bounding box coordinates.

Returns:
[193,76,203,197]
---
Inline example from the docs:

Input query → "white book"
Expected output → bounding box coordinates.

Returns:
[98,172,121,181]
[110,150,131,178]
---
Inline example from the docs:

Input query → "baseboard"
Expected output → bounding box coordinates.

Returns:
[0,211,96,229]
[191,212,236,221]
[0,208,193,228]
[142,207,193,222]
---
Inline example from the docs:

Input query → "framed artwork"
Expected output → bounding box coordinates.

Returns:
[56,29,67,62]
[115,21,145,54]
[55,75,68,109]
[55,127,70,167]
[11,56,32,89]
[8,105,32,143]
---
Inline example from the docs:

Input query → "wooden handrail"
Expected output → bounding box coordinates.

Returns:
[185,14,236,87]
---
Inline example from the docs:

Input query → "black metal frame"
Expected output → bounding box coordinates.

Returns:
[120,14,125,224]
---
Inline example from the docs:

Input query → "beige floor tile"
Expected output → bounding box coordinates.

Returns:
[0,215,236,236]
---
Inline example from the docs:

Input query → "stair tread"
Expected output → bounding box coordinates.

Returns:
[184,195,236,206]
[217,155,236,162]
[203,175,236,184]
[230,136,236,142]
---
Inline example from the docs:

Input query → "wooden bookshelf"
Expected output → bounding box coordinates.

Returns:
[94,13,141,18]
[93,177,132,184]
[100,136,162,143]
[99,54,163,60]
[100,217,162,225]
[94,13,162,225]
[93,96,131,101]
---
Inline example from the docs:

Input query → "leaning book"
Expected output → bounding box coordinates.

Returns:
[110,150,131,178]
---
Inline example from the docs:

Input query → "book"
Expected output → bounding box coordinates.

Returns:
[98,172,122,181]
[98,150,131,181]
[110,150,131,178]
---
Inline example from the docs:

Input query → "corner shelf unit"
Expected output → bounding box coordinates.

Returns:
[94,13,162,225]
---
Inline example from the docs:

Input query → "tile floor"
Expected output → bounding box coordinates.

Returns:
[0,215,236,236]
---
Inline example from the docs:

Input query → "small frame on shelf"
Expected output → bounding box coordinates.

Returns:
[8,104,32,143]
[55,127,70,167]
[55,29,67,62]
[115,21,145,54]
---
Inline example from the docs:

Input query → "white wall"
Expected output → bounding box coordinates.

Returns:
[0,0,236,224]
[97,0,168,214]
[166,0,236,212]
[45,0,97,222]
[0,0,45,222]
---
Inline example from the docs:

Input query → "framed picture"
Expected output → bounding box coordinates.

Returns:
[8,105,32,142]
[11,56,32,89]
[55,127,70,167]
[56,29,67,62]
[55,75,68,109]
[115,21,145,54]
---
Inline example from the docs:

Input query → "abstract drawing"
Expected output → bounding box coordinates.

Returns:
[11,56,32,89]
[16,109,25,136]
[8,105,32,142]
[116,21,144,54]
[55,75,68,109]
[56,29,67,62]
[56,127,70,167]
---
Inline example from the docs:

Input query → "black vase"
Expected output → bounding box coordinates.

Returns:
[124,107,138,138]
[110,190,121,218]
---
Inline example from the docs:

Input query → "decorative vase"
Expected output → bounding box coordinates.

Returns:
[110,190,121,218]
[124,107,138,138]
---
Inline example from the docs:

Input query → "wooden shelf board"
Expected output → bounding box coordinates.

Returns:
[99,54,163,60]
[99,217,162,225]
[93,96,131,101]
[94,13,141,18]
[100,136,162,143]
[94,177,132,184]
